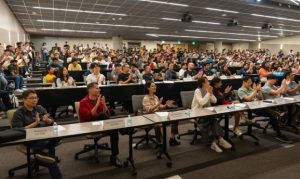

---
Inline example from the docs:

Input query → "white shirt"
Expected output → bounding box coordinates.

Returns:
[191,88,217,110]
[178,69,186,79]
[86,73,106,85]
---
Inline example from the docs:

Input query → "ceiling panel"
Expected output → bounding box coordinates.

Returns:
[5,0,300,42]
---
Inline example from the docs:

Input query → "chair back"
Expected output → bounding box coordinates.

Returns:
[180,91,194,109]
[74,102,80,121]
[132,95,145,115]
[7,109,17,128]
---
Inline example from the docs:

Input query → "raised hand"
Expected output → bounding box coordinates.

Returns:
[165,100,175,107]
[159,97,163,104]
[207,85,213,94]
[225,86,232,93]
[35,112,40,125]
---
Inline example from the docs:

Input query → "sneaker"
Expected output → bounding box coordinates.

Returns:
[14,89,23,93]
[218,137,232,149]
[234,127,243,136]
[36,153,56,164]
[275,134,293,144]
[211,141,223,153]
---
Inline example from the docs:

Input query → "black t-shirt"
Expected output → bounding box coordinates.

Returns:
[183,70,197,78]
[117,73,131,83]
[143,73,154,82]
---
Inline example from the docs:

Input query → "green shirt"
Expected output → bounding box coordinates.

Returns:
[7,64,18,76]
[238,87,254,102]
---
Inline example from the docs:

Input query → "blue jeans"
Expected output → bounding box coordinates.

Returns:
[5,75,23,89]
[30,139,62,179]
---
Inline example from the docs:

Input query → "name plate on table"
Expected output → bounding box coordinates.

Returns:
[103,119,125,130]
[26,127,54,140]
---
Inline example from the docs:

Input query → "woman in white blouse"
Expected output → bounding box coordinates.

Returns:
[191,77,232,153]
[56,67,76,87]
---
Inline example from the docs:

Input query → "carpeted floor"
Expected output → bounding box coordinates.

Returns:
[1,120,300,179]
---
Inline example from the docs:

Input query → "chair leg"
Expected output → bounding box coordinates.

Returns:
[94,140,99,163]
[75,145,94,159]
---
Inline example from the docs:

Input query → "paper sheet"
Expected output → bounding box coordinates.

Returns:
[155,112,169,117]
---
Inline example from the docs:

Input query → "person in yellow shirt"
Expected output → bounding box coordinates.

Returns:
[68,57,82,71]
[44,67,56,83]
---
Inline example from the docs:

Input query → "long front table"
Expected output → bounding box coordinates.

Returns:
[2,95,300,178]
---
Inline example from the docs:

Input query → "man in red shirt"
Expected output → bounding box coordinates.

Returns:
[79,82,122,167]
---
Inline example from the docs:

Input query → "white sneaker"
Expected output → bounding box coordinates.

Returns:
[218,137,232,149]
[234,127,243,136]
[211,141,223,153]
[14,89,23,93]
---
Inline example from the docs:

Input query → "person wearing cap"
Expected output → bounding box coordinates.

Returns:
[68,57,82,71]
[86,63,105,85]
[6,59,24,92]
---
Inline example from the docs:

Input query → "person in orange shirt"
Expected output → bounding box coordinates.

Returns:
[258,62,272,79]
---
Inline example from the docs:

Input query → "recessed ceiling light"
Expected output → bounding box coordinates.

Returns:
[41,29,107,33]
[146,33,256,42]
[37,19,159,29]
[138,0,188,7]
[33,6,127,16]
[205,7,239,14]
[185,29,277,38]
[222,14,227,17]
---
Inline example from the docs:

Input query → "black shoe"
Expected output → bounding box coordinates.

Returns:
[169,138,181,146]
[110,156,123,168]
[275,134,293,144]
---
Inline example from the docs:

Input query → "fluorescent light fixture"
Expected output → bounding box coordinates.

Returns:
[242,25,300,33]
[251,14,300,23]
[192,20,221,25]
[242,25,260,29]
[161,18,181,21]
[33,6,126,16]
[205,7,239,14]
[139,0,188,7]
[290,0,299,5]
[41,29,107,33]
[37,20,159,29]
[185,29,277,38]
[161,18,220,25]
[146,34,256,42]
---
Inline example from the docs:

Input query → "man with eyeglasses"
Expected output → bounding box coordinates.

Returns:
[12,89,62,179]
